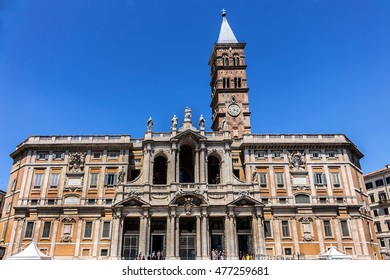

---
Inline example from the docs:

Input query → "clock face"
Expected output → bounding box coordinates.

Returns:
[228,104,241,117]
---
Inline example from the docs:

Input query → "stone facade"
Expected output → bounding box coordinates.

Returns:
[0,12,380,260]
[364,165,390,260]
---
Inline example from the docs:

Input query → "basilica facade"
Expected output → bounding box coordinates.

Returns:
[0,12,380,260]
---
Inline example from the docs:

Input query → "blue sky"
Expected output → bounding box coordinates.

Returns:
[0,0,389,192]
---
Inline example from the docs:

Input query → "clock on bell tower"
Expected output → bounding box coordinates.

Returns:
[209,10,251,138]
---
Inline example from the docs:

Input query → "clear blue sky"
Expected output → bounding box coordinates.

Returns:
[0,0,389,192]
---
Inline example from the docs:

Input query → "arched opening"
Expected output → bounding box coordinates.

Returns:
[208,155,220,184]
[222,54,229,66]
[295,194,310,204]
[153,156,167,184]
[179,145,194,183]
[233,54,240,66]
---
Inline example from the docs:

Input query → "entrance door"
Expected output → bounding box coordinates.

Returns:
[151,234,166,259]
[179,234,196,260]
[237,234,253,259]
[122,233,139,260]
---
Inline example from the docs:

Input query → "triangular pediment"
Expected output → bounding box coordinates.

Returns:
[171,129,206,142]
[114,195,150,207]
[228,195,263,206]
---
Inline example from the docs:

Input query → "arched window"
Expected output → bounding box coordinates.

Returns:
[233,54,240,66]
[295,194,310,204]
[153,156,167,184]
[179,145,194,183]
[208,155,220,184]
[222,54,229,66]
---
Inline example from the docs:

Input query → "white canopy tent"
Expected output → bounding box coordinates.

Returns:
[6,241,52,260]
[318,246,352,260]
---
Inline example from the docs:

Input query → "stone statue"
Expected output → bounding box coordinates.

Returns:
[199,114,205,129]
[118,168,126,184]
[171,115,178,130]
[147,117,153,131]
[184,107,192,121]
[222,117,228,131]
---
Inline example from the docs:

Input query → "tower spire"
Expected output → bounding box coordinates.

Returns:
[217,9,238,44]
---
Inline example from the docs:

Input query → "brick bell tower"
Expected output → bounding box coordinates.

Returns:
[209,9,251,138]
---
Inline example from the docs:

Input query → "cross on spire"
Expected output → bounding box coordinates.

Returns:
[221,8,226,17]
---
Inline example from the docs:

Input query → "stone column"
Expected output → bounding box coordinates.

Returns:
[252,215,259,256]
[357,218,369,256]
[74,219,83,257]
[138,213,149,257]
[33,219,43,242]
[224,215,232,259]
[231,215,237,258]
[175,216,180,258]
[170,214,176,258]
[200,142,206,183]
[50,219,59,258]
[244,149,250,183]
[273,219,282,255]
[333,219,343,250]
[7,219,21,256]
[350,218,362,256]
[176,148,180,183]
[201,213,208,259]
[166,215,171,259]
[195,149,200,183]
[110,213,122,259]
[315,218,325,254]
[92,219,101,257]
[291,218,300,255]
[257,216,266,255]
[196,216,201,259]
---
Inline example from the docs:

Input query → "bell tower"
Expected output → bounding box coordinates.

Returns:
[209,10,251,138]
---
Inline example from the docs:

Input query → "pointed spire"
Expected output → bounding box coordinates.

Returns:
[217,9,238,44]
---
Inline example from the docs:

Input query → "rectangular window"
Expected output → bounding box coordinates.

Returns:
[336,197,344,204]
[90,173,99,188]
[259,172,267,187]
[379,192,387,201]
[327,151,337,158]
[47,199,55,205]
[380,239,386,247]
[87,199,96,205]
[384,208,389,216]
[279,198,287,204]
[281,221,290,237]
[365,182,373,190]
[272,151,283,158]
[108,151,119,159]
[284,248,292,256]
[102,221,111,238]
[375,179,384,187]
[6,202,12,213]
[323,221,333,237]
[340,221,350,237]
[264,221,272,238]
[101,249,108,256]
[50,173,60,188]
[105,199,112,205]
[386,177,390,184]
[331,173,340,187]
[276,173,284,187]
[104,174,117,186]
[261,198,269,204]
[375,222,382,233]
[33,174,43,188]
[11,178,17,191]
[37,152,49,160]
[255,150,267,159]
[42,222,51,238]
[311,151,320,158]
[319,197,327,204]
[30,199,38,205]
[92,152,101,159]
[369,194,375,203]
[53,151,65,160]
[84,222,93,238]
[386,221,390,231]
[25,222,34,239]
[314,173,327,186]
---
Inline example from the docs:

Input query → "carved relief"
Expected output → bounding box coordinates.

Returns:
[126,190,142,199]
[288,151,306,171]
[238,190,252,197]
[68,152,86,172]
[118,168,126,184]
[184,198,194,215]
[299,217,314,242]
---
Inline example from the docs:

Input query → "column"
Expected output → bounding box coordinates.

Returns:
[166,216,171,259]
[33,219,43,242]
[350,218,362,256]
[196,216,201,259]
[170,215,176,258]
[244,149,250,183]
[195,149,200,183]
[176,149,180,183]
[273,219,282,255]
[50,219,59,258]
[333,219,343,250]
[357,218,369,256]
[7,219,21,256]
[200,143,206,183]
[224,215,232,259]
[201,213,208,259]
[252,215,259,256]
[138,215,148,257]
[175,216,180,257]
[110,216,121,259]
[74,219,83,257]
[92,219,101,257]
[257,216,266,255]
[291,219,300,255]
[231,215,237,258]
[315,218,325,254]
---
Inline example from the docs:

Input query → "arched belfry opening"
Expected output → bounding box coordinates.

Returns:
[153,156,167,184]
[208,155,220,184]
[179,145,194,183]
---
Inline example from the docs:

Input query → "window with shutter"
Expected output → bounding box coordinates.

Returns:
[276,173,284,187]
[90,173,99,188]
[50,174,60,188]
[259,172,267,187]
[34,174,43,188]
[331,173,340,186]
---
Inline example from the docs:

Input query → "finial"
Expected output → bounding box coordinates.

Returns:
[221,8,226,17]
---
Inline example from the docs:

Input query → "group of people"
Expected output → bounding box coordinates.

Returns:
[211,249,226,260]
[136,250,164,260]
